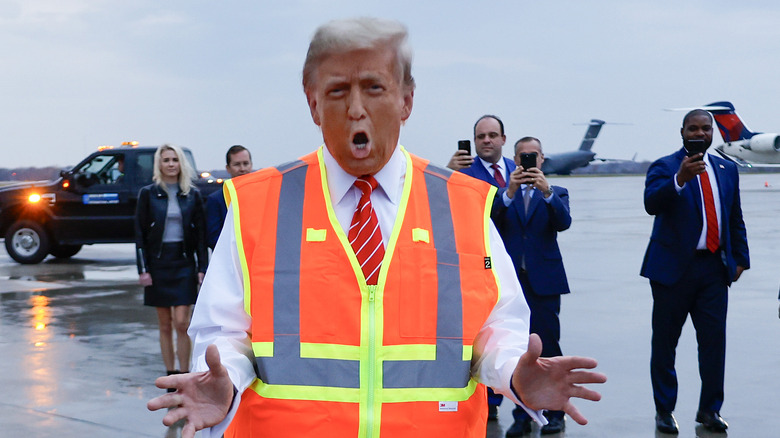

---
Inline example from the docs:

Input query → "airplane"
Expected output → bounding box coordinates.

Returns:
[702,101,780,165]
[541,119,606,175]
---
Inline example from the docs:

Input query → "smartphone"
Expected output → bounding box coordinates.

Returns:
[457,140,471,155]
[520,152,537,170]
[684,139,707,161]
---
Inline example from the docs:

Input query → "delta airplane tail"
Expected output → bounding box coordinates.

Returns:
[705,101,756,142]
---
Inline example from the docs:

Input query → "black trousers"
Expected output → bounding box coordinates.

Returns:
[650,250,728,413]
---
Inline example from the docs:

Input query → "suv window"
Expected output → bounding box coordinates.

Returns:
[136,152,155,186]
[74,154,125,186]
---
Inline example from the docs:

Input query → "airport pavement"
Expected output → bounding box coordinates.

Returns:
[1,173,778,438]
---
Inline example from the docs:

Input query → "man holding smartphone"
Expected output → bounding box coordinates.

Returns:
[448,115,515,189]
[641,109,749,434]
[491,137,572,436]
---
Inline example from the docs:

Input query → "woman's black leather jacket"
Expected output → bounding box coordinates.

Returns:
[134,183,208,274]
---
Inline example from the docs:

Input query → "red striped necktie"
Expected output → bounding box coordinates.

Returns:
[700,171,719,253]
[348,175,385,284]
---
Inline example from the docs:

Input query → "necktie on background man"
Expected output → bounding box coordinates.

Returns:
[490,163,506,188]
[699,171,719,253]
[523,186,532,213]
[348,175,385,284]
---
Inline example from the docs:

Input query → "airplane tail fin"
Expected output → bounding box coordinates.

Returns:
[578,119,606,151]
[704,101,756,142]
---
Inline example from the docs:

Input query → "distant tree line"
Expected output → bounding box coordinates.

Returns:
[0,167,231,182]
[0,167,63,181]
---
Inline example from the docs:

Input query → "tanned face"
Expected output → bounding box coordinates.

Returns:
[474,117,506,164]
[305,45,413,176]
[226,150,252,178]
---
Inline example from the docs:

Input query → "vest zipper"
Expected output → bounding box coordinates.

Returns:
[366,284,377,438]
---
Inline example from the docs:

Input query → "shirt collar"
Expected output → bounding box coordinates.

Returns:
[322,145,404,206]
[479,156,502,174]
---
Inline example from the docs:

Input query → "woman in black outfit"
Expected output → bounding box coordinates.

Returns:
[135,144,207,380]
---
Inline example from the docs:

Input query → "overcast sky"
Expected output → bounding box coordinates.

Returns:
[2,0,779,171]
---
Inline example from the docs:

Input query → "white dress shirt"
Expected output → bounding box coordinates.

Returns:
[674,153,722,250]
[189,145,541,436]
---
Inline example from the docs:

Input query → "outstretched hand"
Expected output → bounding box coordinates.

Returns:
[511,334,607,425]
[147,344,235,438]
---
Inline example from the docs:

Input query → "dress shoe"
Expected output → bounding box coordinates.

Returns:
[540,415,565,434]
[655,411,679,434]
[696,410,728,432]
[487,404,498,421]
[505,418,532,437]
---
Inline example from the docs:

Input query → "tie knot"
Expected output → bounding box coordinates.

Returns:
[355,175,378,196]
[490,163,500,171]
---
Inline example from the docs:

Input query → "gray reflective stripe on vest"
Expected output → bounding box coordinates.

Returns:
[382,167,471,389]
[254,160,360,388]
[255,161,469,390]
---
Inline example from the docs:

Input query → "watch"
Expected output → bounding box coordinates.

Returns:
[542,187,553,197]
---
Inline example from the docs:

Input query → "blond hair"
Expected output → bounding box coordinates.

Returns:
[152,144,195,195]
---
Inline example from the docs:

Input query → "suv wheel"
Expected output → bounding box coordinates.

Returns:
[5,220,51,264]
[50,243,82,259]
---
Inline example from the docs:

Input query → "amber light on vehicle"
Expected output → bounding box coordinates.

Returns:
[28,194,42,203]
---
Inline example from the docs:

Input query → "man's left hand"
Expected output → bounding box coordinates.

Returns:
[519,168,551,197]
[511,334,607,425]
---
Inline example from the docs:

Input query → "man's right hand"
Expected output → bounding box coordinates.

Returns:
[676,153,706,186]
[506,167,524,199]
[447,150,473,171]
[147,344,235,438]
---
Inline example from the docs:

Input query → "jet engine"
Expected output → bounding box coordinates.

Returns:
[733,133,780,153]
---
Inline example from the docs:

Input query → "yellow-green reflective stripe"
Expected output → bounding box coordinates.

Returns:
[301,343,361,360]
[382,344,472,362]
[249,378,361,403]
[462,344,473,361]
[316,147,367,289]
[383,344,436,361]
[225,179,252,315]
[382,379,479,403]
[249,378,477,404]
[252,342,273,357]
[484,185,501,303]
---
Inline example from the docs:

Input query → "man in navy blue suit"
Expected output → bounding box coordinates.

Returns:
[206,145,253,250]
[641,110,749,434]
[490,137,572,436]
[447,115,515,188]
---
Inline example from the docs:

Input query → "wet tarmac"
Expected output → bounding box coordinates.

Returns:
[1,173,779,438]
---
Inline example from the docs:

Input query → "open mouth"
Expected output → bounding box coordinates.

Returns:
[353,132,369,149]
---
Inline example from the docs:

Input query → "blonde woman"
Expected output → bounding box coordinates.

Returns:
[134,144,207,384]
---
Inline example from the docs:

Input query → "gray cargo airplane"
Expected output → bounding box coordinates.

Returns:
[541,119,606,175]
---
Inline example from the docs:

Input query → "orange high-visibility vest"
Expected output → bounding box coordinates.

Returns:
[223,147,501,438]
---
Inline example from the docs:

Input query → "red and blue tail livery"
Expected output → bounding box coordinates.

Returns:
[701,101,780,165]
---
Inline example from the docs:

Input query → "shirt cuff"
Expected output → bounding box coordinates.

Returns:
[506,378,548,426]
[673,173,684,192]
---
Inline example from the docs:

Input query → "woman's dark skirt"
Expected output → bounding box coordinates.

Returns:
[144,242,198,307]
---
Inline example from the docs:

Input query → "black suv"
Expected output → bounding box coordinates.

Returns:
[0,145,222,264]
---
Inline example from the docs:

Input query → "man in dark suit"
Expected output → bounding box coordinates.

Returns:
[206,145,253,249]
[447,115,516,188]
[491,137,572,436]
[641,109,749,434]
